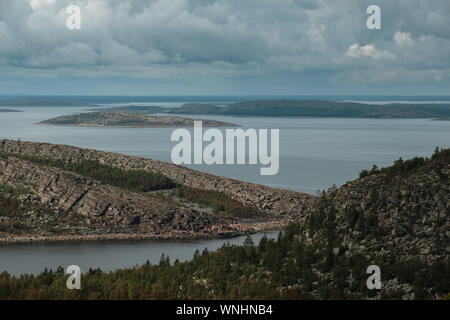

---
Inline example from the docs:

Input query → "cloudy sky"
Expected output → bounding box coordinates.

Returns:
[0,0,449,95]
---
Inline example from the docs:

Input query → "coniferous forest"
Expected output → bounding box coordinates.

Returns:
[0,227,448,300]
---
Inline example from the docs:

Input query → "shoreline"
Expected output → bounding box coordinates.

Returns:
[0,221,287,245]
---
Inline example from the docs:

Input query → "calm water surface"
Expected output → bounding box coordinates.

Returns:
[0,232,277,276]
[0,105,449,194]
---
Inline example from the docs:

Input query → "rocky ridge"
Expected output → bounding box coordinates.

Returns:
[0,139,313,242]
[0,139,313,218]
[0,155,240,240]
[294,149,449,298]
[302,152,449,262]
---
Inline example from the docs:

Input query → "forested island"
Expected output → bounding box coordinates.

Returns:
[86,100,450,119]
[89,100,450,119]
[37,112,237,127]
[0,109,21,113]
[168,100,450,119]
[0,147,448,299]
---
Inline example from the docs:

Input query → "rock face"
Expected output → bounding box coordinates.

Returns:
[37,112,237,127]
[0,139,313,218]
[303,154,449,262]
[0,139,313,242]
[296,150,449,298]
[0,155,235,239]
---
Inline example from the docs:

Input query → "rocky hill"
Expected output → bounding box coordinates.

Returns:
[0,140,313,242]
[0,155,243,240]
[0,139,311,217]
[290,148,449,298]
[37,112,236,127]
[304,148,449,260]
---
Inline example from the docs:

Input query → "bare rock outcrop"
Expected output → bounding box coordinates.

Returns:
[0,139,313,218]
[0,155,238,240]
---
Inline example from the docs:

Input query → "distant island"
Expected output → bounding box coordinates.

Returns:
[87,105,165,114]
[0,97,89,107]
[37,112,238,127]
[93,100,450,119]
[3,96,450,119]
[0,108,22,113]
[168,100,450,119]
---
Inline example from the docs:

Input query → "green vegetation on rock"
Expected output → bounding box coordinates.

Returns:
[359,147,450,178]
[176,186,264,218]
[0,153,177,192]
[0,183,62,234]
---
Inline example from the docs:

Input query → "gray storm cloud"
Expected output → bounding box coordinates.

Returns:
[0,0,449,87]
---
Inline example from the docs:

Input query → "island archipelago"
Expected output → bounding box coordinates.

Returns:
[87,100,450,119]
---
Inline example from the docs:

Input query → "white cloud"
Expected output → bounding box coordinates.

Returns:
[29,0,55,9]
[345,44,396,60]
[0,0,446,90]
[394,32,414,47]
